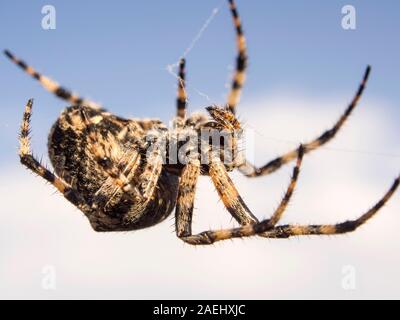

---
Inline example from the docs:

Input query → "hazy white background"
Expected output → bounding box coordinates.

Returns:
[0,0,399,299]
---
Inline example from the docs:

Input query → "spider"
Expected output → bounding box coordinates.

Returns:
[5,0,399,245]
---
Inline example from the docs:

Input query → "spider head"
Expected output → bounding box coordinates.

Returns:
[205,105,241,131]
[197,105,244,170]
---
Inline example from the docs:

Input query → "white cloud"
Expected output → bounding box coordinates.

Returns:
[0,95,399,299]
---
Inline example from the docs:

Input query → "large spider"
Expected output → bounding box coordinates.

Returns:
[5,0,399,245]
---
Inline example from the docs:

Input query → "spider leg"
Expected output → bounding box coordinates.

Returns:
[175,160,201,238]
[226,0,247,114]
[176,148,304,245]
[176,58,187,119]
[4,50,101,109]
[209,155,258,225]
[210,146,303,227]
[259,145,304,229]
[123,144,164,223]
[238,66,371,177]
[259,175,400,239]
[183,171,398,245]
[19,99,89,212]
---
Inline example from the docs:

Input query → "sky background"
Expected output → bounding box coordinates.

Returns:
[0,0,399,299]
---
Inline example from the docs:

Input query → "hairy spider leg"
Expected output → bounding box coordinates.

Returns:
[226,0,248,114]
[4,50,101,109]
[239,66,371,177]
[19,99,90,212]
[175,147,304,245]
[176,58,187,119]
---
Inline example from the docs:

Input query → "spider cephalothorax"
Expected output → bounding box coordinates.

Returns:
[6,0,399,245]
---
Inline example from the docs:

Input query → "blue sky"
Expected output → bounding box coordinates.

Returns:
[1,0,399,164]
[1,1,400,299]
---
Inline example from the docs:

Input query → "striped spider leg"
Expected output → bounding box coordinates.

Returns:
[238,66,371,177]
[18,99,90,213]
[175,143,304,245]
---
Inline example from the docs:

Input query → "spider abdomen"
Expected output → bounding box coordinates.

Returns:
[47,106,179,231]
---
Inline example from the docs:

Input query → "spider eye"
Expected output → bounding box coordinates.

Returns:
[99,157,112,168]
